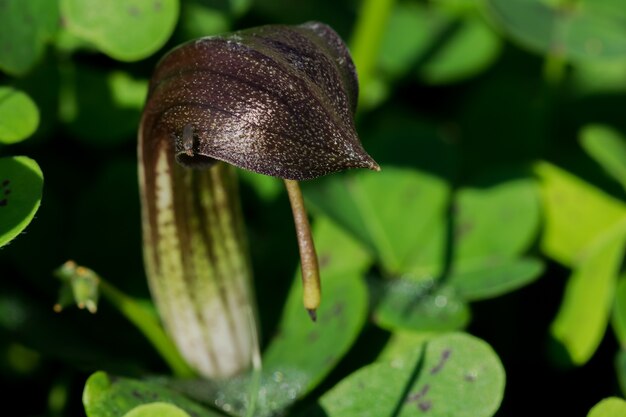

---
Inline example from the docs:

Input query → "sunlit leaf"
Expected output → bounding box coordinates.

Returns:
[122,402,191,417]
[0,156,43,247]
[580,125,626,191]
[316,332,505,417]
[83,371,223,417]
[551,218,626,365]
[587,397,626,417]
[535,161,626,266]
[0,0,59,75]
[60,0,179,61]
[0,87,39,144]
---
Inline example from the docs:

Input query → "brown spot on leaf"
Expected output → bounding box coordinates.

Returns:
[430,348,451,374]
[128,6,141,17]
[406,384,430,403]
[2,179,9,186]
[153,0,162,11]
[418,400,432,412]
[0,199,7,207]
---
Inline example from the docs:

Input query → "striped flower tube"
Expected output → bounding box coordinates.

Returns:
[138,22,378,378]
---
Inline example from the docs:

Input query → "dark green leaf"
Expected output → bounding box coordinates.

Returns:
[83,371,223,417]
[260,217,371,411]
[615,350,626,397]
[379,3,501,84]
[580,125,626,191]
[372,279,470,332]
[60,67,147,146]
[485,0,626,61]
[612,274,626,348]
[0,156,43,247]
[306,167,449,279]
[0,0,59,75]
[450,257,544,301]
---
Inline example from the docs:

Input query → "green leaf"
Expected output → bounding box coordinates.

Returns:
[305,167,449,280]
[485,0,626,61]
[587,397,626,417]
[615,350,626,397]
[178,1,229,41]
[123,403,191,417]
[0,87,40,144]
[550,218,626,365]
[260,217,371,411]
[372,280,470,332]
[0,0,59,75]
[535,161,626,266]
[580,125,626,191]
[612,274,626,348]
[0,156,43,247]
[59,66,147,146]
[450,257,544,301]
[379,3,500,85]
[571,59,626,95]
[83,371,223,417]
[453,175,541,263]
[317,332,505,417]
[60,0,179,61]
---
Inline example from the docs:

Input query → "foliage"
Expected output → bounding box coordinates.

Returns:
[1,0,625,416]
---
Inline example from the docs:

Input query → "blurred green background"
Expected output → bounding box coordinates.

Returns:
[1,0,626,416]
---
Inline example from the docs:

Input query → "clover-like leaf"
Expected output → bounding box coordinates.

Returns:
[0,156,43,247]
[449,257,544,301]
[379,3,501,84]
[0,87,40,144]
[306,167,449,279]
[260,217,371,412]
[587,397,626,417]
[535,161,626,266]
[485,0,626,61]
[580,125,626,191]
[372,279,470,333]
[122,403,191,417]
[83,371,223,417]
[551,218,626,365]
[316,332,505,417]
[60,0,179,61]
[0,0,59,75]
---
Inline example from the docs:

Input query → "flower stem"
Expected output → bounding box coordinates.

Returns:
[284,179,321,321]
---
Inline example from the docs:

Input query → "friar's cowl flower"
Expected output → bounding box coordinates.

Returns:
[138,22,378,378]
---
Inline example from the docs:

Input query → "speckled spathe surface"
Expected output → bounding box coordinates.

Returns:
[140,22,379,180]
